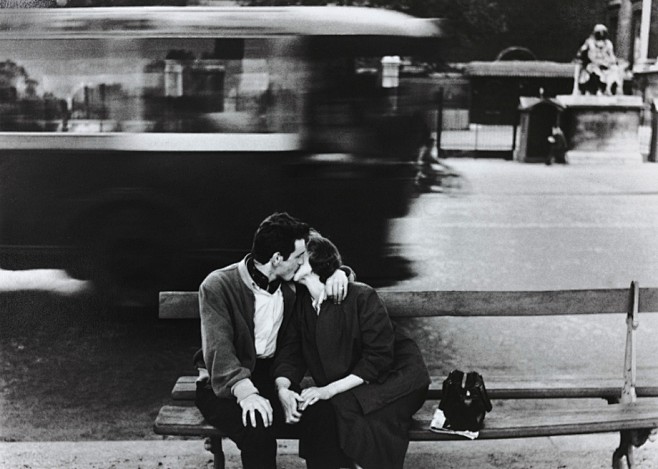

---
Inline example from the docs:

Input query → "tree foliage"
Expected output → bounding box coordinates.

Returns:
[240,0,507,39]
[239,0,605,62]
[0,60,29,83]
[239,0,509,61]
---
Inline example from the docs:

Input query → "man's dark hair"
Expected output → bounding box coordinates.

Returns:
[307,235,342,283]
[251,212,310,264]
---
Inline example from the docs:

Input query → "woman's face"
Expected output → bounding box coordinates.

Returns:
[293,254,313,282]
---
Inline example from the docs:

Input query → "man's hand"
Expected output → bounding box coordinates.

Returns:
[239,394,273,427]
[299,386,334,410]
[278,387,304,424]
[325,269,348,303]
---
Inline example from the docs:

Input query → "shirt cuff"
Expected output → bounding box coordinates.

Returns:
[232,378,259,403]
[196,367,210,384]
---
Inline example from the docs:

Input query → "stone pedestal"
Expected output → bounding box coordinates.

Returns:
[556,95,645,164]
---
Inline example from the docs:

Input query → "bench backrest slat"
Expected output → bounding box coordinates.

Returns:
[639,287,658,313]
[159,287,658,319]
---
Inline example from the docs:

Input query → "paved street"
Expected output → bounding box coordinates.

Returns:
[390,158,658,292]
[385,158,658,382]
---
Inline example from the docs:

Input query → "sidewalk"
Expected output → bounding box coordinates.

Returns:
[2,434,657,468]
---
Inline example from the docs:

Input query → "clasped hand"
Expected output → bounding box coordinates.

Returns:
[298,386,333,411]
[277,386,333,424]
[277,387,304,424]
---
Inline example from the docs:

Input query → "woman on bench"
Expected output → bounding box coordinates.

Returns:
[273,235,430,469]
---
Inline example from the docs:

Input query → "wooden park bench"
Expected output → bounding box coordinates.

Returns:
[154,282,658,469]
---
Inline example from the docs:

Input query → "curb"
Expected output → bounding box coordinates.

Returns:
[1,434,657,468]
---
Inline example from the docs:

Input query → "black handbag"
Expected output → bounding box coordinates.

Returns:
[438,369,493,432]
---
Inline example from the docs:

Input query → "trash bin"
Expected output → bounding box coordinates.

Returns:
[515,97,565,163]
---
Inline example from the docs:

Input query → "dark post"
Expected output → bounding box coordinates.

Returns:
[435,88,443,157]
[649,99,657,162]
[99,83,106,132]
[84,85,90,120]
[512,108,518,158]
[99,84,106,118]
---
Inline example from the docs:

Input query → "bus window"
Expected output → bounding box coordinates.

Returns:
[0,37,304,134]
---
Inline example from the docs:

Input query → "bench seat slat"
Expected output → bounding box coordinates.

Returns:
[171,376,658,401]
[154,403,658,440]
[411,402,658,440]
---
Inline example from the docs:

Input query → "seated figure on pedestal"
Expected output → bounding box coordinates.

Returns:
[575,24,623,96]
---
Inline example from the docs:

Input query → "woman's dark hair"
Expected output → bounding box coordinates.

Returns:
[251,212,310,264]
[307,235,342,283]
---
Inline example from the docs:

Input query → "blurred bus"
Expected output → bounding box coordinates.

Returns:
[0,6,448,305]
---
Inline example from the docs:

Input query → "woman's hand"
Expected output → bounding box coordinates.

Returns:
[299,386,334,410]
[325,269,348,303]
[277,387,304,424]
[300,375,364,410]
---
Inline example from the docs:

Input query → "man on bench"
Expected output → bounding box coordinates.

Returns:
[195,212,352,469]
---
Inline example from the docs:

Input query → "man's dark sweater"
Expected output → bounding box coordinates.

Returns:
[199,256,296,401]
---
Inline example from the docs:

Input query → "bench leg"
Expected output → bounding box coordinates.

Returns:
[205,437,225,469]
[612,431,632,469]
[612,429,654,469]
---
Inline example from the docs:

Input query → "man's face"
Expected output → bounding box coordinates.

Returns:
[273,239,306,281]
[293,255,312,282]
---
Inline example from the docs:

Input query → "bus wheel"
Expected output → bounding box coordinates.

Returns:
[66,206,186,307]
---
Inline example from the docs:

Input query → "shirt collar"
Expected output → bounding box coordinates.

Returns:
[246,255,281,294]
[312,289,327,314]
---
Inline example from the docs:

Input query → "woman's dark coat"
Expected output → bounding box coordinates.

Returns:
[274,282,430,468]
